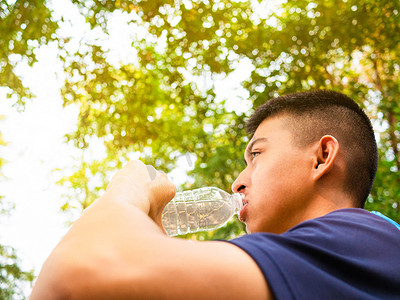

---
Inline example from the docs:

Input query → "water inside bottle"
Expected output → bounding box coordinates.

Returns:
[161,187,240,236]
[196,200,233,229]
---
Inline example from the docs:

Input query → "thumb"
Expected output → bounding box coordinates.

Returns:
[146,165,157,181]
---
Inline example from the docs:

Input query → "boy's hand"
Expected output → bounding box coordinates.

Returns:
[104,160,176,228]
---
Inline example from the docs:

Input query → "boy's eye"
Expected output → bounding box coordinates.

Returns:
[251,152,260,159]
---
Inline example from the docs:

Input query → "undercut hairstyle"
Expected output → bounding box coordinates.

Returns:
[246,90,378,207]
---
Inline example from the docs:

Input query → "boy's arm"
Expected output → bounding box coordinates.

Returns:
[30,161,272,299]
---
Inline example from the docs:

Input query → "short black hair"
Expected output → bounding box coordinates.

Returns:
[246,90,378,207]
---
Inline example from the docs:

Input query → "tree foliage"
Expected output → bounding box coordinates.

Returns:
[2,0,400,247]
[0,0,58,106]
[0,1,57,296]
[0,245,34,299]
[57,0,400,234]
[0,127,34,298]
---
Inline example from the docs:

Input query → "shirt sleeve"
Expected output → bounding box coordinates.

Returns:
[226,209,400,300]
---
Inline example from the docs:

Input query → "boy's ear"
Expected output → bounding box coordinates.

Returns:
[313,135,339,181]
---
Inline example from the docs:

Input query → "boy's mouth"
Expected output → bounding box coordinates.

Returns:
[239,198,248,222]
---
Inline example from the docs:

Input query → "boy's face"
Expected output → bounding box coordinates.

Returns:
[232,115,316,234]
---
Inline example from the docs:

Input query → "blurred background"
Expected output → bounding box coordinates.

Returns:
[1,0,399,298]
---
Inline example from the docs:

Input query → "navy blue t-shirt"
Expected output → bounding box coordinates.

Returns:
[227,208,400,300]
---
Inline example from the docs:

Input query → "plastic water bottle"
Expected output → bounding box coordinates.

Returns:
[161,187,243,236]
